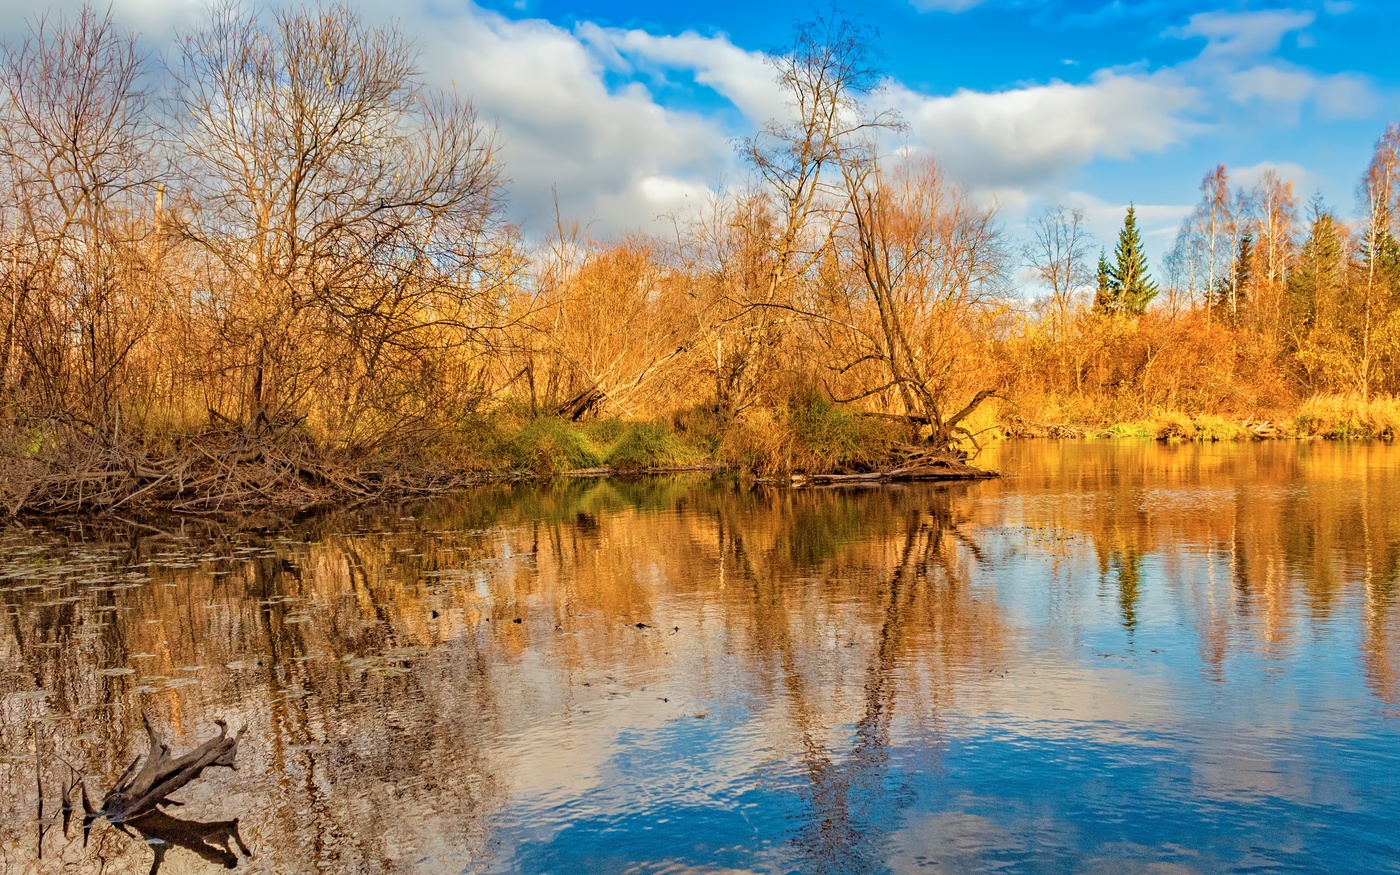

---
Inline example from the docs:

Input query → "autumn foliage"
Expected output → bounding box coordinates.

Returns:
[1,5,1398,513]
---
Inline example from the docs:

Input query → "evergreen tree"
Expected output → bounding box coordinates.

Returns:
[1093,251,1113,314]
[1288,202,1345,334]
[1106,205,1158,315]
[1223,232,1253,317]
[1234,233,1253,298]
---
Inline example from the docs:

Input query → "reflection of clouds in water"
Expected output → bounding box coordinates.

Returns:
[889,811,1044,875]
[3,443,1400,872]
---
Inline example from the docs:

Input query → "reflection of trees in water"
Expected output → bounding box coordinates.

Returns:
[1,515,514,872]
[1100,550,1143,639]
[711,487,1006,872]
[4,449,1400,870]
[1000,440,1400,703]
[3,479,1009,872]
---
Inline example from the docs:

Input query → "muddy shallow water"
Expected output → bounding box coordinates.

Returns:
[3,439,1399,874]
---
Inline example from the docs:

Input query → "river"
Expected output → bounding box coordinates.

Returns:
[3,439,1399,874]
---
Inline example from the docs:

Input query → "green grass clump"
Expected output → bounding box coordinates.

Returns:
[450,415,514,470]
[604,421,699,471]
[1150,412,1248,441]
[716,391,902,475]
[1098,421,1155,439]
[582,417,629,447]
[507,418,602,474]
[1189,414,1251,441]
[788,393,870,470]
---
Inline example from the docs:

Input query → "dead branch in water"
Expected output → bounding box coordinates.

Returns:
[98,716,244,824]
[791,451,995,486]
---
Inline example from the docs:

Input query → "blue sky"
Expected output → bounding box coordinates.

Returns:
[4,0,1397,262]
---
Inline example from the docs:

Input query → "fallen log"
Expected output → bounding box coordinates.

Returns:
[1244,419,1282,439]
[793,457,996,486]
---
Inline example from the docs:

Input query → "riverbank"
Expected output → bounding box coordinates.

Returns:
[5,392,1397,518]
[0,397,966,518]
[1001,393,1400,442]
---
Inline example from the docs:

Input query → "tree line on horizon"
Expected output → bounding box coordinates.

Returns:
[1031,138,1400,421]
[1,3,1398,511]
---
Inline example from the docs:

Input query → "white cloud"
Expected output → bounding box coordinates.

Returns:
[0,0,743,236]
[1069,194,1194,245]
[1230,161,1314,193]
[1220,65,1373,120]
[578,24,784,124]
[1313,72,1376,119]
[1166,10,1377,122]
[411,8,740,233]
[888,69,1201,189]
[1225,65,1317,105]
[0,0,202,44]
[0,0,1383,242]
[1169,9,1316,61]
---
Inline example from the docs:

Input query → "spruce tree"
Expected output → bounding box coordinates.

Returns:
[1288,204,1345,332]
[1093,252,1114,314]
[1107,205,1158,315]
[1229,232,1253,316]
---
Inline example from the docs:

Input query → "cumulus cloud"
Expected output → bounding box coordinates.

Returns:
[0,0,1384,240]
[0,0,744,236]
[414,8,739,232]
[1164,9,1376,122]
[579,24,784,123]
[0,0,202,44]
[1230,161,1314,192]
[888,70,1201,189]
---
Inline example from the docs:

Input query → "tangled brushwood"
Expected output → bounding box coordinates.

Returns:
[0,417,481,516]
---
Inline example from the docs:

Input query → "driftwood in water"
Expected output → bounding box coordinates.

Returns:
[792,455,996,487]
[99,717,244,824]
[1244,419,1282,439]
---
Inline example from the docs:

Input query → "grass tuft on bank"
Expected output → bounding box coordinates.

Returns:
[1296,395,1400,439]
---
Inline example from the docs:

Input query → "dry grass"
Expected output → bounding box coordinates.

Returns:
[1296,395,1400,439]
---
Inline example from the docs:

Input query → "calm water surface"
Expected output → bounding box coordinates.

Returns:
[3,440,1400,874]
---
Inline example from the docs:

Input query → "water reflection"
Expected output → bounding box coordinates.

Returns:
[122,810,253,873]
[1,440,1398,873]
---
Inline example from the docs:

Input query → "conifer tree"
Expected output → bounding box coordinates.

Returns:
[1234,233,1253,295]
[1106,205,1158,315]
[1288,202,1345,334]
[1093,251,1113,314]
[1224,232,1253,317]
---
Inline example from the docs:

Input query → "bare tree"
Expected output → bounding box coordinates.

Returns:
[715,10,900,415]
[1198,164,1233,323]
[0,5,156,427]
[168,0,502,441]
[1247,169,1298,343]
[835,158,1010,452]
[1355,123,1400,399]
[1024,206,1093,340]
